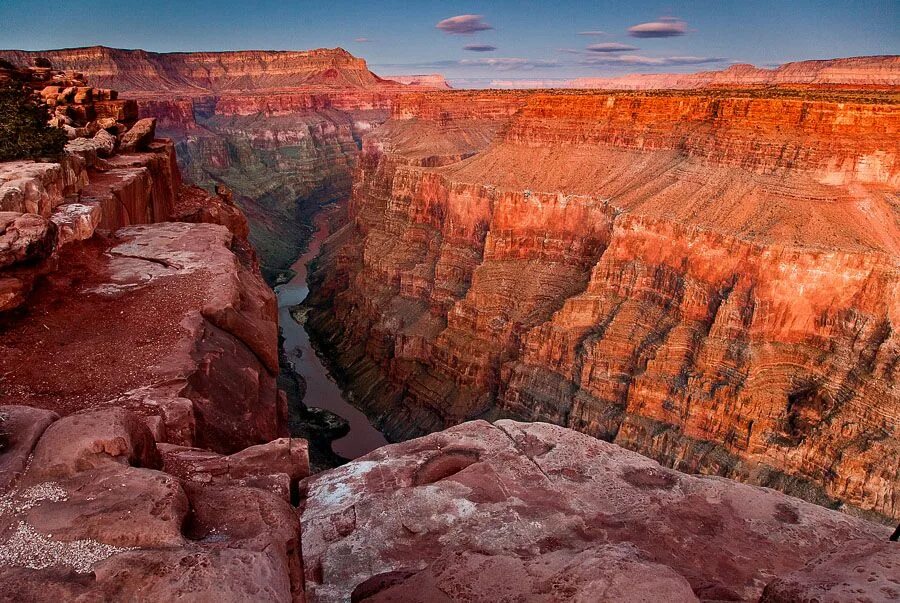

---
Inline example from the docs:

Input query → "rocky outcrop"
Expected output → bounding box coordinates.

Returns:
[306,88,900,521]
[0,74,308,599]
[568,55,900,89]
[299,420,897,602]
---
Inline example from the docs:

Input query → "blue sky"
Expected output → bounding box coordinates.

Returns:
[1,0,896,85]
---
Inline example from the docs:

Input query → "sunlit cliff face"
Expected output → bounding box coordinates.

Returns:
[304,87,900,521]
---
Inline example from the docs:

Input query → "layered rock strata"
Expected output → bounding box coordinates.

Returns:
[0,47,450,278]
[306,88,900,521]
[567,55,900,90]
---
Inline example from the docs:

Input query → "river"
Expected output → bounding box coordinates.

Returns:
[275,213,388,459]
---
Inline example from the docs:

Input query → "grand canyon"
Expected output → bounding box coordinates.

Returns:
[0,3,898,601]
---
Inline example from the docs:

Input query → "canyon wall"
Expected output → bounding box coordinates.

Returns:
[567,55,900,89]
[0,47,445,279]
[306,88,900,521]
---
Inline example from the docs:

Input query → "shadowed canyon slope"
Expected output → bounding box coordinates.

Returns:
[305,83,900,521]
[0,46,446,279]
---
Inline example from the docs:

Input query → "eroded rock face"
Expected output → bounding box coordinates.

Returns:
[0,108,306,597]
[306,88,900,521]
[299,420,895,603]
[0,47,450,278]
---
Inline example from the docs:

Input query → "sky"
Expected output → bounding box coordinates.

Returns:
[1,0,897,86]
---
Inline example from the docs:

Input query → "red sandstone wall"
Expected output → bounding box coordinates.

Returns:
[306,89,900,520]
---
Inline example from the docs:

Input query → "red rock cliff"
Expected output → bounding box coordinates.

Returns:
[0,70,308,599]
[568,55,900,89]
[306,88,900,521]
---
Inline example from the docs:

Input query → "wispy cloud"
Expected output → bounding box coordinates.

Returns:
[436,14,493,34]
[464,44,498,52]
[586,42,639,53]
[354,37,372,43]
[628,17,688,38]
[579,54,723,66]
[577,30,608,36]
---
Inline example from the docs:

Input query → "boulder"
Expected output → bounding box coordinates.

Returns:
[0,406,58,490]
[119,117,156,152]
[0,212,56,269]
[25,407,161,483]
[159,437,309,501]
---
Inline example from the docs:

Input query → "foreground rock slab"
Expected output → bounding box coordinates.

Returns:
[300,420,895,603]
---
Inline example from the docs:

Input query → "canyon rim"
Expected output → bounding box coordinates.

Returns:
[0,1,898,601]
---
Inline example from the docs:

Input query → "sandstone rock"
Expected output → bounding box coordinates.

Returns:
[119,117,156,152]
[0,276,27,313]
[0,212,58,312]
[25,465,188,548]
[0,212,56,269]
[172,184,250,240]
[760,540,900,602]
[159,437,309,500]
[92,128,116,156]
[95,116,118,131]
[183,483,303,598]
[39,85,60,99]
[72,87,92,104]
[93,547,294,601]
[299,420,892,602]
[0,406,58,490]
[357,546,699,603]
[0,162,67,215]
[50,201,102,247]
[25,407,161,483]
[0,222,284,454]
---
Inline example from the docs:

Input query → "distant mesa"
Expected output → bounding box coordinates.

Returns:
[567,55,900,89]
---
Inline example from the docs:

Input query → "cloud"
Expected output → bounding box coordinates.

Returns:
[354,37,372,43]
[627,17,688,38]
[586,42,639,53]
[578,30,608,36]
[459,57,559,71]
[436,14,493,34]
[579,54,724,66]
[464,44,498,52]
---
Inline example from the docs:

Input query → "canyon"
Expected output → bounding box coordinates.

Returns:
[304,83,900,523]
[0,50,897,601]
[0,46,448,280]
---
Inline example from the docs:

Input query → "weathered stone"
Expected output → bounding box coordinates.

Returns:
[119,117,156,152]
[300,420,893,603]
[25,407,161,483]
[0,406,58,490]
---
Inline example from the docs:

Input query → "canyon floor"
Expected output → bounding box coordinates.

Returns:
[0,51,897,601]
